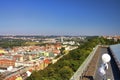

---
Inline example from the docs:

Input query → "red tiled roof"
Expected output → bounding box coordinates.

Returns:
[44,59,51,64]
[6,75,18,80]
[0,54,3,56]
[13,55,22,58]
[0,59,15,62]
[29,69,33,72]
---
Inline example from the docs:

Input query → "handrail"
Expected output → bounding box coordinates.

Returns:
[70,45,99,80]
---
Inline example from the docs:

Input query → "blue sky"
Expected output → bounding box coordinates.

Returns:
[0,0,120,36]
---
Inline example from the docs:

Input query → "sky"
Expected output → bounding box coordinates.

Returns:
[0,0,120,36]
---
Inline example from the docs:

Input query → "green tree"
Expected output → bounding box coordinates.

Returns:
[60,47,65,55]
[59,66,73,80]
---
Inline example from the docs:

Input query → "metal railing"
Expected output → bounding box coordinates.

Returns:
[70,45,99,80]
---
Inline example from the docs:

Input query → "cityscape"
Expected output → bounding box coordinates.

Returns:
[0,35,83,80]
[0,0,120,80]
[0,35,120,80]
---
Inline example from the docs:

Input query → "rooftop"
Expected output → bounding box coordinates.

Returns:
[70,45,120,80]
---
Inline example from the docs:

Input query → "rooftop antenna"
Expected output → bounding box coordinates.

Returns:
[98,53,111,80]
[102,53,111,63]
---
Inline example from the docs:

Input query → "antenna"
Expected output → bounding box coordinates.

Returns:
[102,53,111,63]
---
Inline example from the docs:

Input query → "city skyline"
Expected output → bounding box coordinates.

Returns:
[0,0,120,36]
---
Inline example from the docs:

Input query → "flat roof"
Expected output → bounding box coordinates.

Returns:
[110,44,120,62]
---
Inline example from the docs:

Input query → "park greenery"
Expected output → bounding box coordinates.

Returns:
[0,39,42,48]
[26,36,120,80]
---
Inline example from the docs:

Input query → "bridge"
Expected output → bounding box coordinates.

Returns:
[70,45,120,80]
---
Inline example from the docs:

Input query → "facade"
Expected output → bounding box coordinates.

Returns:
[0,59,15,67]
